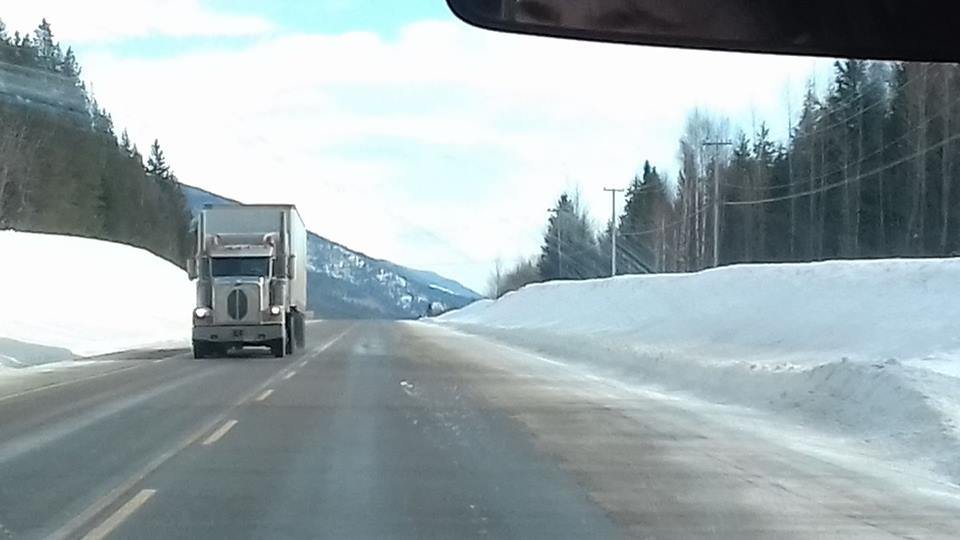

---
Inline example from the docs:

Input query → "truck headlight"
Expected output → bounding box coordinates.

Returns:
[269,306,282,316]
[194,307,211,318]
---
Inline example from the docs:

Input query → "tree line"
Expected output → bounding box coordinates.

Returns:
[0,18,192,266]
[491,59,960,296]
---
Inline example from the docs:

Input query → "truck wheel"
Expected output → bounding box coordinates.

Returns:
[192,340,206,359]
[271,338,285,358]
[285,324,294,354]
[295,312,306,349]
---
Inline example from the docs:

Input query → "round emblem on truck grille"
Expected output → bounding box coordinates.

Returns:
[227,289,248,320]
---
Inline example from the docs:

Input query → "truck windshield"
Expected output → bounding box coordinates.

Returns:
[210,257,270,278]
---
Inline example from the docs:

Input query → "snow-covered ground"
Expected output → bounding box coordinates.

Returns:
[439,259,960,483]
[0,231,192,365]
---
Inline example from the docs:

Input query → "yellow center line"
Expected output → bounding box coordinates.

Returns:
[283,370,296,380]
[202,419,238,446]
[81,489,156,540]
[255,389,274,402]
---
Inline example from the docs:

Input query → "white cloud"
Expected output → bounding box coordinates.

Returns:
[2,0,273,43]
[76,19,830,291]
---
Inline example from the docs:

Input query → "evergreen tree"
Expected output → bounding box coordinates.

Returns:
[61,47,81,77]
[538,192,603,280]
[33,18,62,70]
[13,32,37,66]
[120,129,133,155]
[146,139,171,181]
[539,193,575,281]
[0,18,195,267]
[617,161,668,272]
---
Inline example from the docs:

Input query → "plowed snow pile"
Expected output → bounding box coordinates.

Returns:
[439,259,960,481]
[0,231,192,364]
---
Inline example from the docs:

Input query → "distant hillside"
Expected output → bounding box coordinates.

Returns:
[181,184,481,319]
[0,18,192,267]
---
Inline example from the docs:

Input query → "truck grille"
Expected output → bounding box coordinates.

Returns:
[227,289,249,320]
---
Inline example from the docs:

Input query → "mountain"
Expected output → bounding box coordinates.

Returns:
[181,184,482,319]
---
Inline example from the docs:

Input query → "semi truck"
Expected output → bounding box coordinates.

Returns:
[187,204,308,358]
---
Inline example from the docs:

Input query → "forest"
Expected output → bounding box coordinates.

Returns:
[492,60,960,296]
[0,18,192,267]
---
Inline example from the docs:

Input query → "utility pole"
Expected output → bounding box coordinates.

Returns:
[702,140,733,267]
[603,187,624,277]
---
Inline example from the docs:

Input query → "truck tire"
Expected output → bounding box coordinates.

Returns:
[295,312,306,349]
[285,323,294,354]
[192,340,206,359]
[271,337,285,358]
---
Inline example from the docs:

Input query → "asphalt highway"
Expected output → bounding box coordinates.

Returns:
[1,321,959,539]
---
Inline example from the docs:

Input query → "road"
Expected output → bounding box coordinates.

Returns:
[1,321,960,539]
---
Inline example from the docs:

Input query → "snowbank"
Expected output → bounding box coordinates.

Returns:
[439,259,960,482]
[0,231,193,362]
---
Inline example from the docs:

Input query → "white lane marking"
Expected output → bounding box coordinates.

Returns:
[255,389,274,402]
[202,419,238,446]
[52,327,355,540]
[283,370,296,380]
[298,359,308,368]
[152,358,165,364]
[81,488,156,540]
[304,327,352,356]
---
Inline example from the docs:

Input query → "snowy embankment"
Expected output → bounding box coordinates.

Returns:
[439,259,960,481]
[0,231,192,366]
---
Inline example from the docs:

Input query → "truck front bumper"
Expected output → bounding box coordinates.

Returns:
[193,324,283,344]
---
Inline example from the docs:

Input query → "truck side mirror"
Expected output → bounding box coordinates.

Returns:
[287,255,296,280]
[186,258,198,280]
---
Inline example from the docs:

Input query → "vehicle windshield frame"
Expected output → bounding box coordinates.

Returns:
[210,257,271,278]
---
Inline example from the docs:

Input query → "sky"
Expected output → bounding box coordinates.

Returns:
[3,1,831,293]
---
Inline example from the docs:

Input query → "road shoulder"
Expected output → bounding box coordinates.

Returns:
[403,322,960,538]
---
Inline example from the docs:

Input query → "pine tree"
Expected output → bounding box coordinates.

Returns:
[617,161,668,272]
[751,122,777,260]
[61,47,81,77]
[146,139,171,181]
[33,19,62,70]
[537,192,602,280]
[96,173,111,235]
[724,134,754,263]
[13,32,37,67]
[94,108,115,136]
[120,129,133,155]
[539,193,574,281]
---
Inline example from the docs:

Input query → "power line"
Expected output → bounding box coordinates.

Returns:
[710,64,943,198]
[789,61,935,144]
[618,204,711,238]
[726,129,960,206]
[722,79,960,199]
[605,67,954,270]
